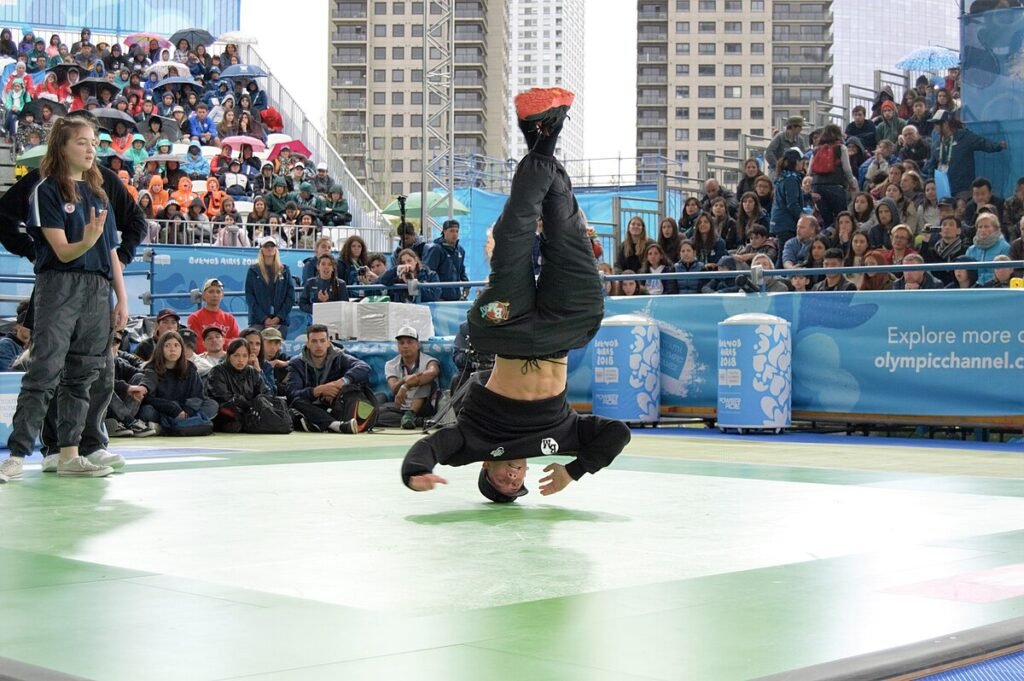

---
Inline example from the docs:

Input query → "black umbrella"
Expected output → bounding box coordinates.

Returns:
[169,28,216,48]
[93,107,139,132]
[70,77,122,100]
[144,115,181,143]
[46,63,86,84]
[19,98,68,121]
[153,76,200,92]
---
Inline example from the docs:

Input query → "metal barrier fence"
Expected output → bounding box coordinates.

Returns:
[139,219,394,256]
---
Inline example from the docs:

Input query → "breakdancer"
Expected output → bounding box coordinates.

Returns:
[401,88,631,502]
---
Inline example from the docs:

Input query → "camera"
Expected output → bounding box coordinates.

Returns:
[358,266,369,275]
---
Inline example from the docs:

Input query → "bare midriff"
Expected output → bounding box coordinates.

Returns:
[484,356,568,401]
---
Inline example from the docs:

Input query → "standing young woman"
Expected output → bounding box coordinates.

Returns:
[2,117,129,481]
[245,236,296,338]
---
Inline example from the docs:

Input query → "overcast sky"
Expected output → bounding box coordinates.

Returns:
[239,0,636,160]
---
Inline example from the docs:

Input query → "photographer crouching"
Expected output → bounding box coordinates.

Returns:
[377,249,442,303]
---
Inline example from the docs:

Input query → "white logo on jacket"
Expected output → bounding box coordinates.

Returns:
[540,438,559,455]
[489,446,505,458]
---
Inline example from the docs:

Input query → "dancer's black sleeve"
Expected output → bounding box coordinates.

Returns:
[101,166,147,266]
[0,169,41,259]
[566,417,632,481]
[401,427,466,488]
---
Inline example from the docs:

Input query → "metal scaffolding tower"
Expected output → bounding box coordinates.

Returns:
[420,0,456,236]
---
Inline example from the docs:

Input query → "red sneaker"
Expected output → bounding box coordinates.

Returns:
[515,87,575,122]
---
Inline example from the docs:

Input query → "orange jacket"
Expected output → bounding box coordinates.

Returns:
[204,178,225,219]
[148,175,169,213]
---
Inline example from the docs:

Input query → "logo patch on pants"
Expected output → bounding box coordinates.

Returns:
[480,301,510,322]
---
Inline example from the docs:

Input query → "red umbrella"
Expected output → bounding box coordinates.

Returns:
[267,140,312,161]
[221,135,266,152]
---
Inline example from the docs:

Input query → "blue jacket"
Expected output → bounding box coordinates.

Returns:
[188,113,217,139]
[182,151,210,177]
[378,265,441,303]
[926,128,1005,197]
[299,276,349,313]
[966,237,1011,284]
[769,170,804,237]
[285,345,370,404]
[674,260,706,294]
[244,264,296,332]
[422,237,468,301]
[0,334,25,371]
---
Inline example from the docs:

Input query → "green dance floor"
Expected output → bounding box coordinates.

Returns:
[0,430,1022,680]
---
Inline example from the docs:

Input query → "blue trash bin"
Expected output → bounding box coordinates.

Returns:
[592,314,660,422]
[716,313,791,432]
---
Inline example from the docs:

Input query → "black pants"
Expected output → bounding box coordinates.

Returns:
[40,351,116,457]
[812,183,848,231]
[467,152,603,358]
[290,397,341,432]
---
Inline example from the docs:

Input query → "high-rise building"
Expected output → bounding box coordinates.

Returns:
[507,0,585,161]
[831,1,960,98]
[636,0,831,175]
[328,0,510,203]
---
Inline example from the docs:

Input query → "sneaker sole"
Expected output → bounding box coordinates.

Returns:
[58,468,114,478]
[515,87,575,121]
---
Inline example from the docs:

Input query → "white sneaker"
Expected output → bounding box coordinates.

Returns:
[0,456,24,482]
[86,449,126,470]
[41,454,60,473]
[57,456,113,478]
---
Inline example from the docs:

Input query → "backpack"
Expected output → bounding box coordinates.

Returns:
[242,395,293,434]
[810,143,839,175]
[160,412,214,437]
[332,384,380,432]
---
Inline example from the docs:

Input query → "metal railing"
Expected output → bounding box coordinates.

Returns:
[139,219,393,256]
[738,133,772,173]
[657,174,705,229]
[841,83,877,118]
[809,99,848,129]
[697,151,743,189]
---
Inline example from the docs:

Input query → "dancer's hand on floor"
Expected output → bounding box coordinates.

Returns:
[539,463,572,496]
[409,473,448,492]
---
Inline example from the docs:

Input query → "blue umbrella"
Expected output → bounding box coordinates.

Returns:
[895,46,960,72]
[220,64,267,79]
[154,76,200,91]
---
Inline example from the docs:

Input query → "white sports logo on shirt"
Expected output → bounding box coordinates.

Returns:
[540,438,559,455]
[489,446,505,458]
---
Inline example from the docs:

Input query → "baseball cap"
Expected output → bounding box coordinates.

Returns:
[937,196,957,208]
[477,467,529,503]
[316,162,328,171]
[201,326,224,340]
[260,327,283,341]
[394,325,419,341]
[786,115,804,128]
[293,162,304,170]
[202,278,224,291]
[930,109,953,124]
[258,235,278,248]
[173,105,185,113]
[155,308,180,323]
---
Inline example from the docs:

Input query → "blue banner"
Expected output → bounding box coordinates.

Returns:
[3,0,240,38]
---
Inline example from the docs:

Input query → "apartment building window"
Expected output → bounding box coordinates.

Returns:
[751,43,764,55]
[751,64,765,76]
[675,86,690,97]
[391,159,403,172]
[676,150,690,163]
[392,47,404,59]
[724,107,741,119]
[675,21,690,33]
[391,182,404,195]
[676,0,690,9]
[374,47,386,60]
[392,92,404,105]
[412,24,423,36]
[750,21,764,33]
[411,91,422,105]
[372,92,385,105]
[698,64,716,76]
[393,2,405,14]
[373,114,385,127]
[392,114,404,127]
[750,0,764,9]
[724,43,742,54]
[749,128,764,136]
[698,43,715,55]
[698,0,716,10]
[750,107,764,119]
[698,107,715,119]
[411,46,422,59]
[698,128,716,141]
[724,86,742,98]
[676,43,690,55]
[374,24,386,36]
[411,114,422,126]
[724,0,742,10]
[675,129,690,141]
[392,69,404,82]
[698,85,716,98]
[675,107,690,119]
[371,160,384,173]
[751,85,764,97]
[412,1,423,13]
[724,21,741,33]
[374,2,386,14]
[392,136,404,150]
[724,129,741,141]
[392,24,404,36]
[698,22,715,33]
[410,159,422,172]
[724,64,741,77]
[372,136,384,150]
[410,136,421,150]
[411,69,422,82]
[373,69,386,82]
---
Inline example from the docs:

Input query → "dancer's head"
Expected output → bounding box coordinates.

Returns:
[479,460,529,502]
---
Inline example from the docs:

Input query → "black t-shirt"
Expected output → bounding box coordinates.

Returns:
[30,178,120,279]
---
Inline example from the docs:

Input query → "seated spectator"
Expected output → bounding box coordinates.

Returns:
[731,192,767,251]
[640,243,678,295]
[709,197,737,249]
[733,225,777,267]
[966,212,1011,284]
[302,237,335,283]
[747,253,791,292]
[136,309,183,362]
[221,158,251,198]
[926,111,1007,198]
[845,105,876,152]
[260,326,290,395]
[207,338,271,432]
[700,178,738,217]
[947,255,980,289]
[363,252,388,285]
[237,110,265,142]
[337,235,369,286]
[962,177,1005,231]
[378,326,441,430]
[826,211,858,254]
[892,253,942,290]
[422,219,469,301]
[735,159,762,198]
[858,251,895,291]
[702,255,740,293]
[881,224,917,265]
[170,176,196,208]
[916,180,942,234]
[678,197,702,234]
[849,191,877,233]
[782,215,818,268]
[252,164,278,199]
[920,216,967,286]
[293,211,320,250]
[209,143,234,178]
[158,199,188,244]
[614,216,649,273]
[187,278,241,353]
[294,182,323,216]
[656,217,682,265]
[189,101,219,146]
[863,140,896,189]
[213,213,250,247]
[238,327,275,394]
[788,267,812,292]
[378,248,441,303]
[264,177,295,214]
[1002,177,1024,240]
[134,330,218,432]
[286,324,371,433]
[105,331,155,438]
[183,198,212,243]
[812,248,855,291]
[182,141,210,179]
[612,270,646,296]
[0,301,30,371]
[300,254,350,313]
[875,101,906,147]
[897,123,931,167]
[674,241,705,294]
[691,212,728,267]
[216,108,238,140]
[800,236,831,285]
[312,162,333,195]
[193,327,228,376]
[869,198,899,250]
[982,255,1015,288]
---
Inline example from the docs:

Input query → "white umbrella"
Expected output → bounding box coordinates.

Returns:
[217,31,259,45]
[145,61,187,79]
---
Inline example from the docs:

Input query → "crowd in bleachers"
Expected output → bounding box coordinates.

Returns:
[612,73,1018,294]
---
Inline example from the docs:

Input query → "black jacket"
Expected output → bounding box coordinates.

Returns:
[0,165,147,265]
[137,364,207,417]
[207,362,267,412]
[401,383,631,488]
[285,345,371,404]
